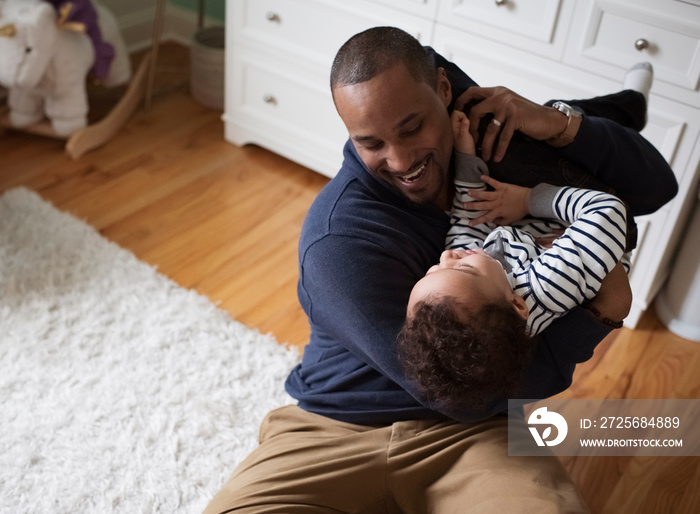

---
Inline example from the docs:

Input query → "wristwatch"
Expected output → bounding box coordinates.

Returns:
[547,101,582,148]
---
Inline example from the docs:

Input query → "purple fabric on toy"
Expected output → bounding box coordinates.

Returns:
[45,0,115,81]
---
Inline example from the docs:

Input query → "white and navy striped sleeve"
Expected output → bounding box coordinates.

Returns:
[445,153,492,250]
[523,184,627,335]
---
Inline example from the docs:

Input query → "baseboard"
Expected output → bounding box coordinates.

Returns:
[623,302,646,329]
[117,4,223,52]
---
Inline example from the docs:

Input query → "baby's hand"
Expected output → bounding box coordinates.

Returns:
[466,175,531,226]
[451,110,476,155]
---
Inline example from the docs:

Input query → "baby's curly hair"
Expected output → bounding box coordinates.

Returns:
[396,296,537,411]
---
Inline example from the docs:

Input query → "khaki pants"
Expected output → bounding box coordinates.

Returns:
[203,405,588,514]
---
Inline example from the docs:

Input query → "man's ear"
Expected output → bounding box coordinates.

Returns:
[436,67,452,108]
[511,294,529,321]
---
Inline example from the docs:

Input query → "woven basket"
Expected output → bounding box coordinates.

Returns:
[190,26,225,110]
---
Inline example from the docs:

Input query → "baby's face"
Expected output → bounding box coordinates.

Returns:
[408,248,521,319]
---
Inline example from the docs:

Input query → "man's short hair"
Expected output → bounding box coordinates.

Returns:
[330,26,437,97]
[396,296,537,411]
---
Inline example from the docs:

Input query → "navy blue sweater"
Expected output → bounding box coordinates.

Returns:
[285,52,677,426]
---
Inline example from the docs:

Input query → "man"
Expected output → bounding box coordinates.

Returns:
[204,27,676,513]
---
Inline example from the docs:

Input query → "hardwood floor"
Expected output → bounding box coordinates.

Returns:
[1,43,698,513]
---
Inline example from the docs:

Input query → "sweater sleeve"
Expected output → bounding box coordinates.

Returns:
[295,220,444,419]
[524,186,627,335]
[558,115,677,217]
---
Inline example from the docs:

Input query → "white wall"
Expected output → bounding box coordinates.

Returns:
[100,0,201,52]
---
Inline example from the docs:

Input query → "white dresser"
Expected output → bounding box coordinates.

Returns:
[224,0,700,328]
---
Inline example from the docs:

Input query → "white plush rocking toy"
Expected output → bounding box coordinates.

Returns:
[0,0,152,158]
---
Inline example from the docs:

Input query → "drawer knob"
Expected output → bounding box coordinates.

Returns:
[266,12,281,23]
[263,94,277,105]
[495,0,507,5]
[635,38,650,51]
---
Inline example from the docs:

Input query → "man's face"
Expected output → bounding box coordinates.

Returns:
[333,64,454,209]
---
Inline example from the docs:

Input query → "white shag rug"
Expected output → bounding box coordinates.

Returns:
[0,188,300,514]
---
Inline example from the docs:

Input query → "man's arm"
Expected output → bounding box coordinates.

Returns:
[296,231,443,412]
[428,47,678,217]
[584,261,633,325]
[456,85,573,163]
[455,86,677,217]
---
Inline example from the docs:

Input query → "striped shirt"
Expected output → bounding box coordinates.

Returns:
[446,157,628,336]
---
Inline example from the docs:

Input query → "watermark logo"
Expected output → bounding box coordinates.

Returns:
[527,406,568,446]
[509,399,699,456]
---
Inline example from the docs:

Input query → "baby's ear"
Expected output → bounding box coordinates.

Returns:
[511,294,529,320]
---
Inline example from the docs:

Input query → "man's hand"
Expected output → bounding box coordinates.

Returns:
[464,175,531,226]
[587,262,633,324]
[454,86,569,163]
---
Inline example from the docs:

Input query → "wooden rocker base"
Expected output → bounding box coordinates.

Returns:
[0,50,151,159]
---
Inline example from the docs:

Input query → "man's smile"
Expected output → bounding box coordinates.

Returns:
[397,156,430,185]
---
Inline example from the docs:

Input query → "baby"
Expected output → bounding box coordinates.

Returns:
[396,110,630,411]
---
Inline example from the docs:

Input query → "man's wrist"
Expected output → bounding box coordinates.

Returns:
[582,301,624,329]
[546,102,583,148]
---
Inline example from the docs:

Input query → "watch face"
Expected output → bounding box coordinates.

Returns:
[553,101,571,115]
[553,101,581,118]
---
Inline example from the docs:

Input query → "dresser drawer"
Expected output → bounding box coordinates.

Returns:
[433,24,602,104]
[231,55,346,149]
[437,0,563,43]
[232,0,434,70]
[225,52,347,177]
[375,0,438,18]
[567,0,700,90]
